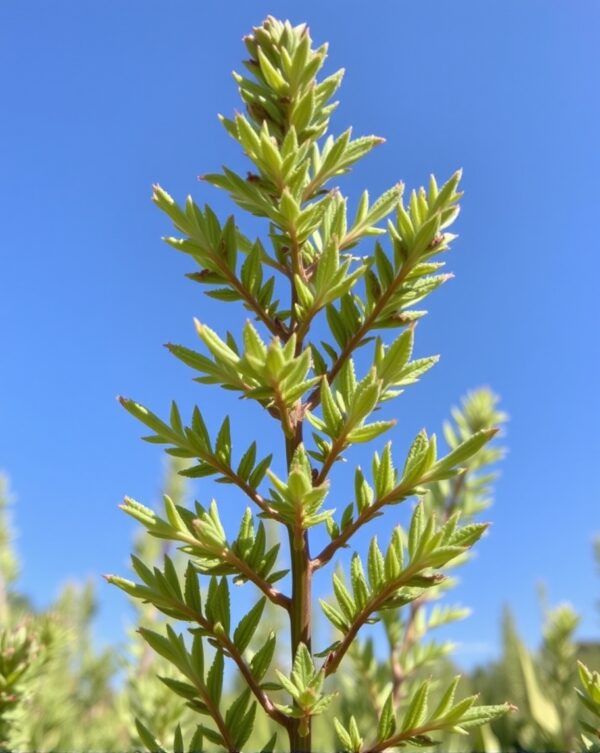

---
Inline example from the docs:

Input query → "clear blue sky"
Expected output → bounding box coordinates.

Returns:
[1,1,598,670]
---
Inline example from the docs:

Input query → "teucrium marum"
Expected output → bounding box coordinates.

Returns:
[106,17,512,753]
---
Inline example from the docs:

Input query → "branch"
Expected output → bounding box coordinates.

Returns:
[151,594,290,734]
[213,458,283,523]
[223,549,291,611]
[362,720,448,753]
[311,480,415,572]
[323,563,442,677]
[224,638,291,732]
[305,262,415,412]
[189,674,236,752]
[221,260,289,339]
[314,433,348,486]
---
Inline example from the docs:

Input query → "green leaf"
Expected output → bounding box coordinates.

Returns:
[233,597,266,653]
[292,642,314,688]
[367,537,385,591]
[215,416,232,463]
[408,503,425,560]
[401,678,430,731]
[430,428,497,476]
[135,719,167,753]
[320,598,348,632]
[206,651,224,705]
[333,572,356,621]
[334,718,354,752]
[377,691,397,742]
[250,632,276,682]
[196,725,225,747]
[348,716,363,752]
[259,733,278,753]
[432,676,461,719]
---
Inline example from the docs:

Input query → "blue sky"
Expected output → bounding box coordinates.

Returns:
[1,0,598,671]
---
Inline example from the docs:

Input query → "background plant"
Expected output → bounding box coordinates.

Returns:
[0,475,125,752]
[467,542,600,753]
[107,17,513,753]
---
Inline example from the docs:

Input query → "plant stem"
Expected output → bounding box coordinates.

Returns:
[286,427,312,752]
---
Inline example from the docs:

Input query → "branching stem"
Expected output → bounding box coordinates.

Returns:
[305,261,416,412]
[323,562,441,678]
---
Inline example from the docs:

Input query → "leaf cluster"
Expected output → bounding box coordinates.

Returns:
[334,675,511,752]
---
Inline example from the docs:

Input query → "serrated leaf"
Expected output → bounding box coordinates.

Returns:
[334,718,354,752]
[206,651,224,705]
[401,679,430,732]
[250,632,276,682]
[431,428,496,475]
[233,597,266,653]
[135,719,168,753]
[377,691,397,742]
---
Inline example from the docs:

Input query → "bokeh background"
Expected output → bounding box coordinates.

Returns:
[1,0,598,669]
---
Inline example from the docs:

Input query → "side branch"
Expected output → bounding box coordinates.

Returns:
[305,263,414,412]
[323,562,438,678]
[172,599,290,732]
[311,483,414,572]
[224,549,291,611]
[362,720,451,753]
[214,459,283,523]
[221,261,289,339]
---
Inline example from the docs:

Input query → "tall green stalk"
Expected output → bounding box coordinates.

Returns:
[108,17,512,753]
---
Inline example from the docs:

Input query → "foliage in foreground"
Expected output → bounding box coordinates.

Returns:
[0,459,598,751]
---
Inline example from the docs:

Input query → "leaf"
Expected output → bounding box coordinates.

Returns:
[320,598,348,632]
[158,676,198,702]
[237,441,257,480]
[377,691,397,742]
[321,377,343,435]
[367,537,385,591]
[457,703,514,729]
[206,651,224,705]
[348,420,396,444]
[292,642,314,688]
[432,676,461,719]
[234,701,257,749]
[334,718,354,751]
[138,627,177,666]
[408,503,425,560]
[402,430,432,486]
[196,726,225,747]
[250,632,276,682]
[431,428,497,475]
[333,572,356,620]
[215,416,232,463]
[348,716,363,751]
[401,678,430,732]
[233,597,266,653]
[188,726,204,752]
[135,719,167,753]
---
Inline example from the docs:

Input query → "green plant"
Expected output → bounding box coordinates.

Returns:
[576,661,600,752]
[107,17,512,752]
[0,474,124,753]
[470,600,583,752]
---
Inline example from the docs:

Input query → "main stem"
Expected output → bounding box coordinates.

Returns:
[286,426,312,753]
